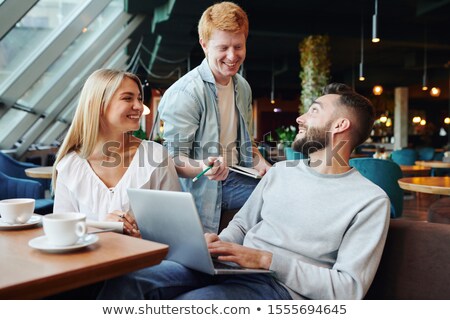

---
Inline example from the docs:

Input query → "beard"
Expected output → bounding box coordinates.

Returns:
[292,120,333,156]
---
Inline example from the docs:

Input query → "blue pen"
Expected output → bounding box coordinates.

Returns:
[192,160,220,182]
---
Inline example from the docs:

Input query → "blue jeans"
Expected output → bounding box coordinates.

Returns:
[221,171,259,210]
[97,260,291,300]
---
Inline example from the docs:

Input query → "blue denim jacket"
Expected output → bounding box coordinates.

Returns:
[159,59,254,233]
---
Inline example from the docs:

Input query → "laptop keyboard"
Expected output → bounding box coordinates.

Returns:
[212,259,244,270]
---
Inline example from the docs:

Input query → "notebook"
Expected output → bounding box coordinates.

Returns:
[229,165,262,179]
[127,188,272,275]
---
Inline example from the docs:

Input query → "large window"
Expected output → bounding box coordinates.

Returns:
[17,0,124,111]
[0,0,89,83]
[0,0,142,152]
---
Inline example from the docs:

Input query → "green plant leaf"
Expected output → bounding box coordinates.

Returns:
[133,127,148,140]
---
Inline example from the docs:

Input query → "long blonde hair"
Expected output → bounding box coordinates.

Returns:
[52,69,143,191]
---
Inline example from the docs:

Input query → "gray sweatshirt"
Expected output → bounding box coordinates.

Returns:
[219,160,390,299]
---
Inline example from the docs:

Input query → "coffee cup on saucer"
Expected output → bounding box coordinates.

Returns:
[0,198,35,224]
[43,213,87,247]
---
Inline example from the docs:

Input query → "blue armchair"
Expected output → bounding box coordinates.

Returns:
[390,148,418,166]
[0,172,53,215]
[349,158,404,218]
[0,152,50,190]
[416,147,435,161]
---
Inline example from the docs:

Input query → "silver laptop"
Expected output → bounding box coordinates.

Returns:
[127,188,272,275]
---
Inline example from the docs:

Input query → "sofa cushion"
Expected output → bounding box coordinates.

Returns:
[366,219,450,299]
[219,209,240,232]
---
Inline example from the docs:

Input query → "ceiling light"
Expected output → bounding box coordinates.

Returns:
[385,118,392,127]
[430,87,441,97]
[444,117,450,124]
[373,85,383,95]
[359,66,365,81]
[420,119,426,126]
[422,27,428,91]
[359,12,365,81]
[270,67,275,104]
[412,116,421,124]
[372,0,380,43]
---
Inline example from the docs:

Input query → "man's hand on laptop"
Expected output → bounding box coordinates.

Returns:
[206,237,272,270]
[204,232,220,244]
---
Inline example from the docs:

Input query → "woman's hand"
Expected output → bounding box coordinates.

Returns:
[106,210,141,238]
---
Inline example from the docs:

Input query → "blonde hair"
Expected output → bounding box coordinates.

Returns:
[198,1,249,44]
[52,69,143,191]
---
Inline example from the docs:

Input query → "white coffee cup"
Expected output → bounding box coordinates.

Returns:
[43,213,87,247]
[0,198,35,224]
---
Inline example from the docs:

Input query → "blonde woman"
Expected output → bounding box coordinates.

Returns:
[52,69,180,237]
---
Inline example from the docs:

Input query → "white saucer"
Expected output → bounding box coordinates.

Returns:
[0,214,42,230]
[28,234,99,253]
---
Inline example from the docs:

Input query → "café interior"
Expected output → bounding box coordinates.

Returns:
[0,0,450,300]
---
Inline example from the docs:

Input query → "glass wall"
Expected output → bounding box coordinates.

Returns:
[0,0,88,83]
[0,0,144,153]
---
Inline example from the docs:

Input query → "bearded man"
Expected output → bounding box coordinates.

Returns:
[97,83,390,300]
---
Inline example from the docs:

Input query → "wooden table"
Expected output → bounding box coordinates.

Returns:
[399,165,431,176]
[0,226,168,299]
[398,177,450,196]
[24,166,53,179]
[350,153,370,159]
[415,161,450,169]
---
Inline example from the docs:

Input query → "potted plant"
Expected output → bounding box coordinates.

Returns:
[133,126,148,140]
[299,35,330,114]
[275,126,304,160]
[275,125,297,147]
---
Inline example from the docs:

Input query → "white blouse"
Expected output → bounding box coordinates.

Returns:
[53,141,180,221]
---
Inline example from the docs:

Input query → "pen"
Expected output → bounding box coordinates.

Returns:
[192,160,220,182]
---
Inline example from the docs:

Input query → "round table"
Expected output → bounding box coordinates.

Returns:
[399,165,431,176]
[415,161,450,169]
[24,166,53,179]
[398,177,450,196]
